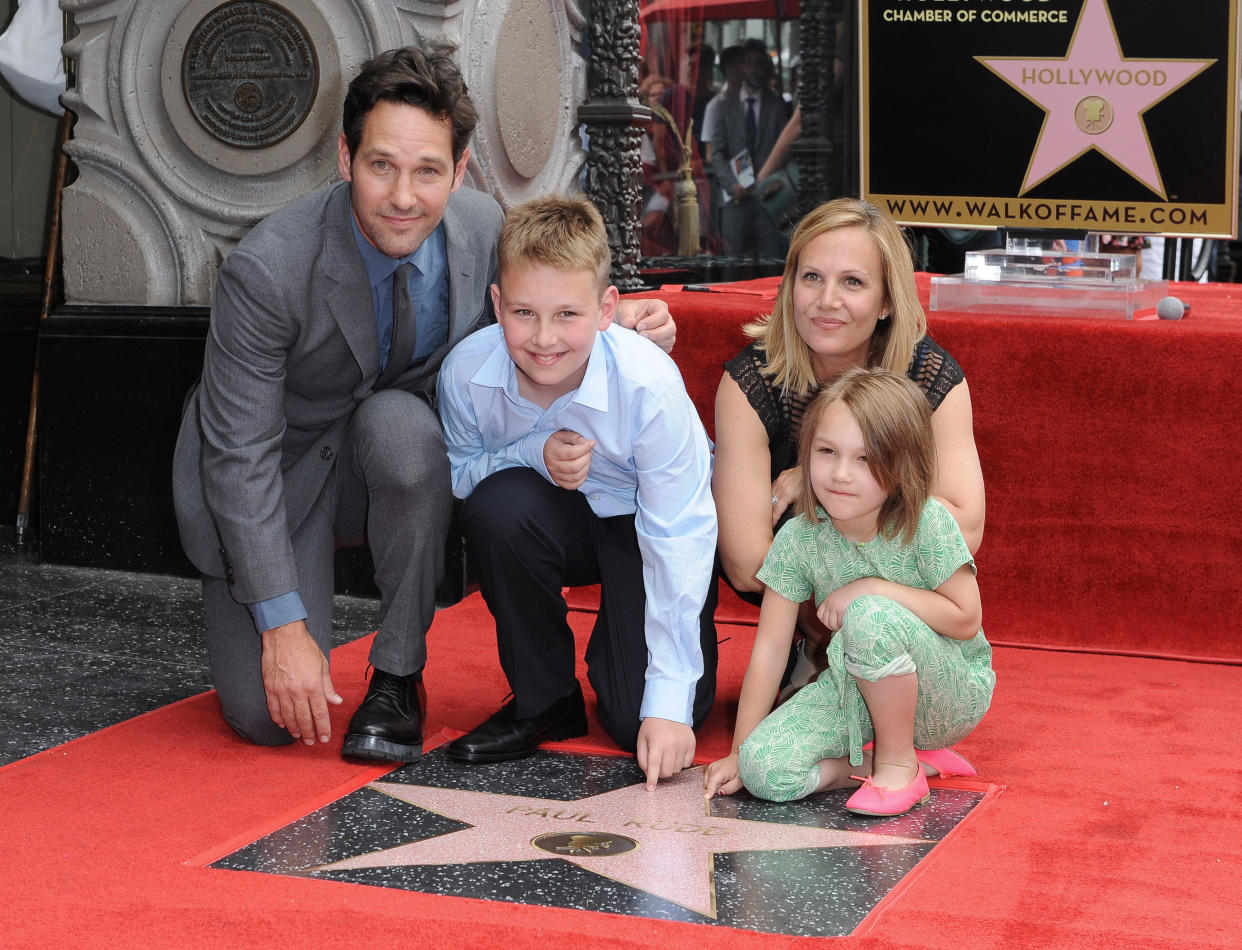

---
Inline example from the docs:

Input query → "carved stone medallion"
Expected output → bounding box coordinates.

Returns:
[181,1,319,149]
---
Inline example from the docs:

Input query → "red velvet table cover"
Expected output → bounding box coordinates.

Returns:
[618,276,1242,663]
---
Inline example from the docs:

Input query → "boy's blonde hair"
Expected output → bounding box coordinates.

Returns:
[496,195,612,293]
[797,366,935,544]
[747,198,926,397]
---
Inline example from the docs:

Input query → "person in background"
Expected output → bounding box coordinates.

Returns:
[709,39,791,260]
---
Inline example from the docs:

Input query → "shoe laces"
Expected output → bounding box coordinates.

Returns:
[850,763,918,797]
[850,774,883,796]
[366,666,412,701]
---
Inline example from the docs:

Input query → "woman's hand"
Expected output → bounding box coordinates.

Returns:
[769,466,802,526]
[704,752,744,799]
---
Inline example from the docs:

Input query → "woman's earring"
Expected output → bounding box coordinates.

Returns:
[880,311,890,320]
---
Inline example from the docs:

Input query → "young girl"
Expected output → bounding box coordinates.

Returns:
[704,367,995,816]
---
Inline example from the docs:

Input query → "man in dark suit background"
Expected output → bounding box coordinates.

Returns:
[173,47,674,763]
[709,39,791,261]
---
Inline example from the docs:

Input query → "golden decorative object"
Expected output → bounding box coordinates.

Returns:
[650,102,700,256]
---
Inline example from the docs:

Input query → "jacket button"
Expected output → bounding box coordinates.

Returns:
[320,446,335,461]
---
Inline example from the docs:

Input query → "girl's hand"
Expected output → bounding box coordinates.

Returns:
[817,577,878,631]
[770,466,802,526]
[704,753,744,799]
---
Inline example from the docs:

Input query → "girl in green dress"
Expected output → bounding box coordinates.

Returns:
[704,367,995,816]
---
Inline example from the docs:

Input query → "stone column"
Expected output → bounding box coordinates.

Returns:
[792,0,839,219]
[577,0,647,292]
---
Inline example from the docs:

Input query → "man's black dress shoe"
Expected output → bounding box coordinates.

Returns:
[447,683,587,762]
[341,668,426,762]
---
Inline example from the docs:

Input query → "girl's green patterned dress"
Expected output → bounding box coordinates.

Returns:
[738,499,995,802]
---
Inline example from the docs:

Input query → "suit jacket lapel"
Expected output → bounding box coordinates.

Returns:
[322,183,380,386]
[443,193,485,344]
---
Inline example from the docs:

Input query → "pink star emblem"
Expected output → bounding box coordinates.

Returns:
[311,767,931,919]
[977,0,1213,197]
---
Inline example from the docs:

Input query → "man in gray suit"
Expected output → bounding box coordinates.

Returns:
[709,39,790,260]
[172,47,674,762]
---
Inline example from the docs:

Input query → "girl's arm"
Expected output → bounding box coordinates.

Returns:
[931,381,986,555]
[713,373,779,593]
[704,590,800,797]
[817,565,982,641]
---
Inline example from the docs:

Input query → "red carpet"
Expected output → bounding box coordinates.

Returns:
[2,593,1240,948]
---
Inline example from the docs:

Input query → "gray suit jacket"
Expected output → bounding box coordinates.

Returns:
[708,88,789,194]
[172,181,504,602]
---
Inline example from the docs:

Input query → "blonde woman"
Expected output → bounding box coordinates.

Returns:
[713,198,985,681]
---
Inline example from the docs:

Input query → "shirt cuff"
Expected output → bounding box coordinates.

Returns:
[522,430,555,481]
[249,590,308,634]
[638,677,696,727]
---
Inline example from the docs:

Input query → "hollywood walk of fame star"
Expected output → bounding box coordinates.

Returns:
[310,767,932,919]
[976,0,1213,197]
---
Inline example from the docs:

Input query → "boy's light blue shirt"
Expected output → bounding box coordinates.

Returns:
[437,322,718,726]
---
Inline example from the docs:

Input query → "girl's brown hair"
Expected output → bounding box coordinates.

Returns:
[797,366,935,543]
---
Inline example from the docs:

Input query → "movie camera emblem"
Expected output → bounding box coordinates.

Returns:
[1074,96,1114,135]
[531,832,638,857]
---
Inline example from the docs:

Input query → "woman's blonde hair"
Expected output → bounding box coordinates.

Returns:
[797,366,935,544]
[747,198,926,396]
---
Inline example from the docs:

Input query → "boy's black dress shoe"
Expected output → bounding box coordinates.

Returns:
[341,668,426,762]
[447,683,588,762]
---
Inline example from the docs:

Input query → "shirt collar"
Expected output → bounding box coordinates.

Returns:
[472,326,611,412]
[349,209,442,290]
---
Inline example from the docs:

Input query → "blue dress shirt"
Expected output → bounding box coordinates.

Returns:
[351,214,449,369]
[247,209,451,634]
[436,323,718,726]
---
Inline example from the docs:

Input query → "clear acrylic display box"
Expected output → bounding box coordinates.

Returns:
[930,238,1165,319]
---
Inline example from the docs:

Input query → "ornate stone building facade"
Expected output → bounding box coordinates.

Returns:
[59,0,606,305]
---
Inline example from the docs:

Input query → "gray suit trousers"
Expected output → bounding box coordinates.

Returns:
[203,389,451,744]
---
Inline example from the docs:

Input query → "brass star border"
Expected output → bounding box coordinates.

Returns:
[209,749,988,936]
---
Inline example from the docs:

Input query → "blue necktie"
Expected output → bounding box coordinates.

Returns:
[378,262,415,389]
[744,96,758,155]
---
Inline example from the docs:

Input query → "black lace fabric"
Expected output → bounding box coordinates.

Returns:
[723,336,965,478]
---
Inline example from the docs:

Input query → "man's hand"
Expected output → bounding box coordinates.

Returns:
[704,752,744,799]
[260,620,342,745]
[615,297,676,354]
[544,429,595,490]
[635,717,696,790]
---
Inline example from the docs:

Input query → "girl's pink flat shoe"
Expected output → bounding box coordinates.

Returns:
[914,747,977,778]
[845,764,929,816]
[860,743,977,778]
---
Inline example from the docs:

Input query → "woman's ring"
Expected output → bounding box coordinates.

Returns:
[771,494,780,506]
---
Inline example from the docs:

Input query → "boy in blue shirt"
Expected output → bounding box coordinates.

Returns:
[437,196,718,789]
